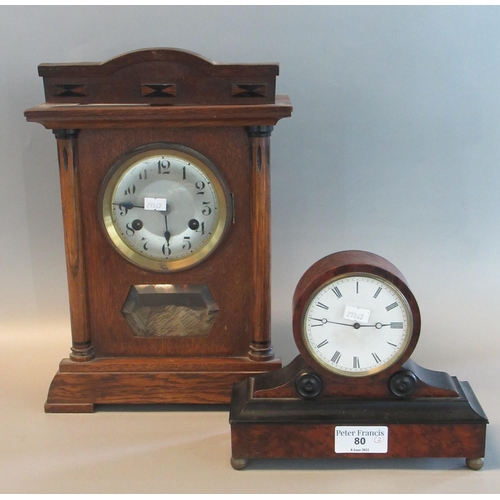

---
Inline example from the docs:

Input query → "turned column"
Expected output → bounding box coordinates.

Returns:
[53,129,94,361]
[247,125,275,361]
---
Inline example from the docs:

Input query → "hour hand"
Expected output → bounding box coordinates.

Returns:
[357,322,391,329]
[113,201,144,212]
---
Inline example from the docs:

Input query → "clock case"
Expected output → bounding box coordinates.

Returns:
[24,49,292,412]
[229,251,488,469]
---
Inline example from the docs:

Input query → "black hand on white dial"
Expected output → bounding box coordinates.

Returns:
[357,322,391,329]
[311,318,391,330]
[311,318,355,328]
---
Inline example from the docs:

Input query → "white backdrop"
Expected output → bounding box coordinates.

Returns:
[0,5,499,493]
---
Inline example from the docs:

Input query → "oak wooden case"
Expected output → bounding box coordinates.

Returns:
[25,49,292,412]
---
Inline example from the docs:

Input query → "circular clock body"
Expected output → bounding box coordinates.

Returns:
[293,251,421,380]
[101,143,231,272]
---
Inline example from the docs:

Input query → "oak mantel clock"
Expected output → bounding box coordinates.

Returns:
[230,250,488,470]
[24,48,292,412]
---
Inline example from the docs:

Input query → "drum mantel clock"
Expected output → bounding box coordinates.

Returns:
[230,250,488,470]
[24,48,292,412]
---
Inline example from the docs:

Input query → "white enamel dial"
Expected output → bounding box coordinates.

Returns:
[303,274,412,377]
[101,146,230,272]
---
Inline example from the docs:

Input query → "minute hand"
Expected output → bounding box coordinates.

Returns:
[312,319,362,328]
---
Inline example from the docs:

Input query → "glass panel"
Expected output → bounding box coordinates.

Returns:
[121,284,219,337]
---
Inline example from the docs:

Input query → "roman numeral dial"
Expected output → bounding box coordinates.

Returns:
[303,273,412,377]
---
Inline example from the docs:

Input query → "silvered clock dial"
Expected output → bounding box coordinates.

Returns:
[101,143,231,272]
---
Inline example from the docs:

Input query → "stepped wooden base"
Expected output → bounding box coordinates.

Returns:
[231,421,486,469]
[45,356,281,412]
[229,358,488,470]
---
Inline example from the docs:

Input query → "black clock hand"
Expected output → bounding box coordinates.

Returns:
[311,318,357,328]
[357,322,391,329]
[164,213,171,246]
[311,318,391,330]
[113,201,145,210]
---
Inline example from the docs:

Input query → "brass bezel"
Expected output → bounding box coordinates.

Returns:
[301,272,414,378]
[101,144,231,272]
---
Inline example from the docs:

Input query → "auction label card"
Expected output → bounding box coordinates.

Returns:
[144,197,167,211]
[343,305,371,323]
[334,426,388,454]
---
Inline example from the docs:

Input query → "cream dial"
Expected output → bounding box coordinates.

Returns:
[303,274,412,377]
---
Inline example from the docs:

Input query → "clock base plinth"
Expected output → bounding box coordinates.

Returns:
[44,356,281,413]
[229,358,488,470]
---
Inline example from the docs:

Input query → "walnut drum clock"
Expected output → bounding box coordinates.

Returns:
[229,250,488,470]
[24,48,292,412]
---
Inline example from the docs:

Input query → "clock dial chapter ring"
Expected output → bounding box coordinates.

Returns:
[295,267,420,380]
[101,144,231,272]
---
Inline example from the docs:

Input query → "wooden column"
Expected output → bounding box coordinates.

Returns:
[247,125,274,361]
[53,129,94,361]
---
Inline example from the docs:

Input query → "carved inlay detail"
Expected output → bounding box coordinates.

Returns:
[53,84,87,97]
[231,84,267,98]
[141,83,177,98]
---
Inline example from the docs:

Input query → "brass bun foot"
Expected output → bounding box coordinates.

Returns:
[230,457,249,470]
[466,457,484,470]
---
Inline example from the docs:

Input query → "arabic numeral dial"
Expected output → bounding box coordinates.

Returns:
[102,146,231,272]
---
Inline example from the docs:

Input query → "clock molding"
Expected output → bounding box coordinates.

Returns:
[24,48,292,412]
[229,251,488,470]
